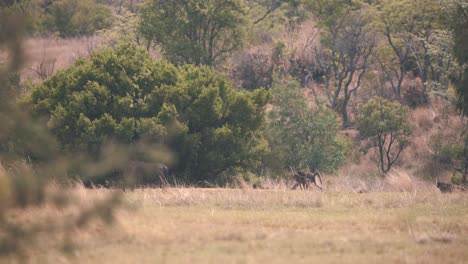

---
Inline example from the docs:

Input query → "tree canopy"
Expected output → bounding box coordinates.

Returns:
[47,0,114,37]
[357,97,412,173]
[31,44,270,183]
[139,0,247,66]
[444,1,468,115]
[267,78,348,173]
[308,0,376,127]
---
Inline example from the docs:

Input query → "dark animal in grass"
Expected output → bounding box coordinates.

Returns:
[290,167,323,191]
[437,182,454,193]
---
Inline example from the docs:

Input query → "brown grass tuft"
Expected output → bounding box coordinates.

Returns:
[384,168,437,192]
[21,36,104,81]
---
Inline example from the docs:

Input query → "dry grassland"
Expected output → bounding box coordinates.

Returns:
[5,184,468,264]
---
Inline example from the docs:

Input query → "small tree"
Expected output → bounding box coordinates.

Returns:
[267,78,348,174]
[357,97,412,173]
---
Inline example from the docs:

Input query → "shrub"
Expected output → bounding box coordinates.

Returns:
[31,43,270,184]
[430,131,464,165]
[357,97,412,173]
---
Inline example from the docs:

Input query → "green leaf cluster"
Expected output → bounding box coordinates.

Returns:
[357,98,411,139]
[42,0,113,37]
[138,0,247,66]
[267,78,348,173]
[357,97,412,173]
[31,43,270,183]
[443,1,468,115]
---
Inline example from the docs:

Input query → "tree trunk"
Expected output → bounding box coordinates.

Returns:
[341,96,350,128]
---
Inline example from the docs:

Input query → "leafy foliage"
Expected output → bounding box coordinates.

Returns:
[357,97,412,173]
[266,78,348,174]
[44,0,113,37]
[444,1,468,116]
[31,44,270,183]
[52,0,113,37]
[378,0,447,98]
[443,0,468,184]
[308,0,376,127]
[139,0,247,66]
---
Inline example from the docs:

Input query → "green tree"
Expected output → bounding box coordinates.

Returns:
[31,44,270,183]
[357,97,412,173]
[250,0,307,26]
[378,0,445,98]
[443,0,468,184]
[308,0,376,127]
[46,0,113,37]
[267,78,348,174]
[444,1,468,115]
[138,0,247,66]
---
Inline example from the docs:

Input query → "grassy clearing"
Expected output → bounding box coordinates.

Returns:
[6,187,468,264]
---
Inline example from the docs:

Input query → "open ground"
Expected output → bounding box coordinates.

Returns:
[6,186,468,264]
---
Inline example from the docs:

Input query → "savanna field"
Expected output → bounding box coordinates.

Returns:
[1,1,468,263]
[3,179,468,264]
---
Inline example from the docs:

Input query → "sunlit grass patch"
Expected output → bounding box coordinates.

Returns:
[3,188,468,264]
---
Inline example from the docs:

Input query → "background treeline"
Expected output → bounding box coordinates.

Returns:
[1,0,467,187]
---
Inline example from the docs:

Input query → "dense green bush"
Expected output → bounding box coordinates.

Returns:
[31,44,270,183]
[266,78,349,174]
[46,0,113,37]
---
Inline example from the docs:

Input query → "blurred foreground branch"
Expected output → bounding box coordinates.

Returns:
[0,7,123,261]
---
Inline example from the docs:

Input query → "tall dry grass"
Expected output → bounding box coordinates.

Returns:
[22,36,104,81]
[121,180,460,212]
[323,164,439,193]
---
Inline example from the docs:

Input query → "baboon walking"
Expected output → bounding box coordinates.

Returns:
[290,167,323,190]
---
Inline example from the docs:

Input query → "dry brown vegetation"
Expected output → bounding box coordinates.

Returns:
[21,36,103,81]
[2,183,467,264]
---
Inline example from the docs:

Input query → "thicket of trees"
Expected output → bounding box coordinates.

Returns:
[46,0,114,37]
[1,0,113,37]
[310,0,376,127]
[2,0,467,258]
[2,0,467,186]
[444,0,468,183]
[139,0,247,66]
